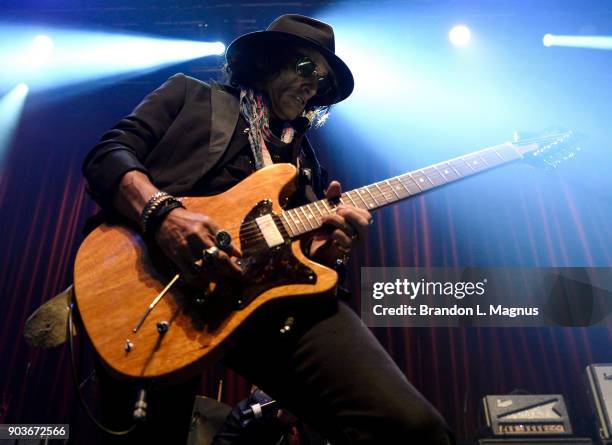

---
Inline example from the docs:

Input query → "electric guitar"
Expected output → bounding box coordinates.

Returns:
[73,131,578,382]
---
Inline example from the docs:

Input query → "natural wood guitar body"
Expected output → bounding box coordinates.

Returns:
[73,164,338,382]
[73,131,575,382]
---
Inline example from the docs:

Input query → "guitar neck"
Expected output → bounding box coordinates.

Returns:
[280,142,524,238]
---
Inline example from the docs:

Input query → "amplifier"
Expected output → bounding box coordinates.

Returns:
[478,439,592,445]
[585,364,612,443]
[482,395,573,437]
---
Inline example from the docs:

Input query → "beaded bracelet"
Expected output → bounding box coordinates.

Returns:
[140,191,170,232]
[140,191,178,234]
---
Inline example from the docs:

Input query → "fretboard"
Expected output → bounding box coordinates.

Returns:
[280,142,522,238]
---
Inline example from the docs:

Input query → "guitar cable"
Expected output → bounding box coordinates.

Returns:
[67,296,140,436]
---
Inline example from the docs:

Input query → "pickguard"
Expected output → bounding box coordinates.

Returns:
[238,199,316,304]
[153,200,317,332]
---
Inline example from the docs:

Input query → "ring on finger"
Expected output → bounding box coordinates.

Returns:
[203,246,220,261]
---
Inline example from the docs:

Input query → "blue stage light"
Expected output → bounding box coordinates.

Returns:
[449,25,471,47]
[28,35,55,68]
[542,33,554,47]
[0,25,226,92]
[0,83,29,165]
[15,83,29,95]
[542,34,612,50]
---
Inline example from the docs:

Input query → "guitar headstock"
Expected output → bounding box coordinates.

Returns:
[512,130,582,169]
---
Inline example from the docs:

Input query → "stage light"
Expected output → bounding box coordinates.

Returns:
[0,24,226,92]
[28,35,55,67]
[541,33,612,50]
[543,33,554,47]
[315,5,600,176]
[92,39,225,68]
[449,25,471,47]
[0,83,29,166]
[15,83,29,95]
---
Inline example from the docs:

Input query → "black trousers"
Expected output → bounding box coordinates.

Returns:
[94,299,453,445]
[217,299,454,445]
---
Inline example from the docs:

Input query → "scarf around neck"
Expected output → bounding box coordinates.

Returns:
[239,88,297,169]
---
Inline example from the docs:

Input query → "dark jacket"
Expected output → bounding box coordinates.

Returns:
[82,73,327,209]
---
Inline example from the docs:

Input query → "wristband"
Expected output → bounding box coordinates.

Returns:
[140,191,176,234]
[145,198,184,236]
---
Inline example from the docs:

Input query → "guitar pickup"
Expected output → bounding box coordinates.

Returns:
[255,214,285,248]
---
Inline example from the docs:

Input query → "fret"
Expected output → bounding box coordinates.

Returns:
[297,208,311,232]
[463,155,488,172]
[495,144,522,161]
[321,199,334,213]
[343,192,358,207]
[288,209,306,234]
[491,148,506,162]
[375,182,394,203]
[307,203,323,227]
[358,188,377,209]
[383,181,397,201]
[303,202,321,225]
[280,212,295,237]
[433,162,460,182]
[298,206,315,230]
[285,209,298,233]
[349,189,368,209]
[449,158,474,176]
[284,211,299,235]
[385,178,410,201]
[389,177,412,197]
[480,150,506,167]
[313,200,326,218]
[364,186,382,206]
[373,182,391,202]
[477,153,491,165]
[410,171,434,191]
[477,153,491,166]
[398,174,422,194]
[422,167,446,187]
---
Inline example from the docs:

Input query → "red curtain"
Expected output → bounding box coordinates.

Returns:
[0,83,609,442]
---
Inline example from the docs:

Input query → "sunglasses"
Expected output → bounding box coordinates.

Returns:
[295,56,334,98]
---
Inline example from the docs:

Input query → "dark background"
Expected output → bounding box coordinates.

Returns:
[0,0,610,442]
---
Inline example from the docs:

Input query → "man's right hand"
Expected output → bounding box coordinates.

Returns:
[154,207,243,286]
[113,171,242,287]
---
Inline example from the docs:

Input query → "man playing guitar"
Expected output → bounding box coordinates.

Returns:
[82,14,453,445]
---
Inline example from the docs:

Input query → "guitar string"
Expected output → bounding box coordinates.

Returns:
[223,203,342,241]
[199,133,574,243]
[510,132,572,146]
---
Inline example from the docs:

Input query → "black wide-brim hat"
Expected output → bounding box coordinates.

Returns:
[225,14,354,106]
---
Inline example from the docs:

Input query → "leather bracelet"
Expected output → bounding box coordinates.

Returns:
[145,198,184,236]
